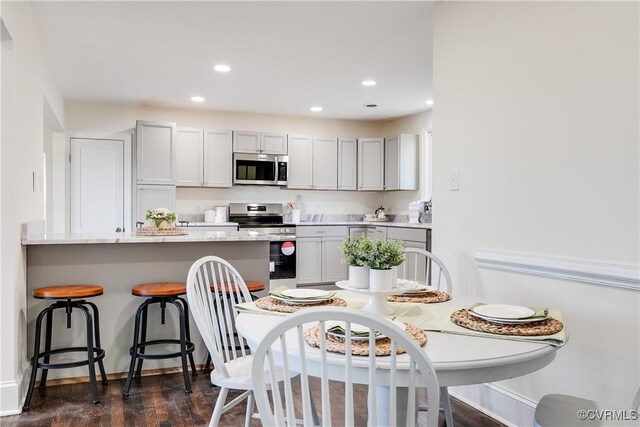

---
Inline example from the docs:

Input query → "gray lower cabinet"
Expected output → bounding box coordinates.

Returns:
[387,227,431,281]
[135,185,175,225]
[297,226,348,285]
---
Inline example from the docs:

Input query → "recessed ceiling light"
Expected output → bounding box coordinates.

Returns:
[191,96,205,103]
[213,64,231,73]
[425,100,434,106]
[310,106,323,112]
[364,103,378,108]
[361,80,377,87]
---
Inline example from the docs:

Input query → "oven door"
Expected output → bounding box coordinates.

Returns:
[269,240,297,290]
[233,153,277,185]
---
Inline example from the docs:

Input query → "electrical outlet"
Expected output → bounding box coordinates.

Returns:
[449,169,459,191]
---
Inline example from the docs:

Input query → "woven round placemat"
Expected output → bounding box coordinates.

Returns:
[450,309,564,336]
[255,296,347,313]
[304,323,426,356]
[387,290,451,304]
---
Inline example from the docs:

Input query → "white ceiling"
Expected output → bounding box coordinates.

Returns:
[32,1,433,120]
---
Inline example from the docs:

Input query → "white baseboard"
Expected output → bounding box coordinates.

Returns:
[0,360,31,417]
[449,383,537,427]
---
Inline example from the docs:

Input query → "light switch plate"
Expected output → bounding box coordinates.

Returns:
[449,169,459,191]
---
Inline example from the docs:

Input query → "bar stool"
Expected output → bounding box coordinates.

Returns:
[24,284,107,410]
[121,282,197,396]
[203,280,266,372]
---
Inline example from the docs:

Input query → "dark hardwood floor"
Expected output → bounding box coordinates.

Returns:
[3,372,505,427]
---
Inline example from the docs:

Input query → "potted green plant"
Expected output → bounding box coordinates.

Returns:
[366,239,405,290]
[341,236,372,288]
[145,207,177,229]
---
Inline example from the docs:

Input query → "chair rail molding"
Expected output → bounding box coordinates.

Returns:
[474,249,640,291]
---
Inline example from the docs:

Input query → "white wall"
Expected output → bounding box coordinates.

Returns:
[433,1,639,425]
[0,2,65,415]
[65,101,394,217]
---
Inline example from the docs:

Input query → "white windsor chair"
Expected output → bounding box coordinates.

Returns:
[186,256,274,427]
[251,307,441,427]
[401,247,454,426]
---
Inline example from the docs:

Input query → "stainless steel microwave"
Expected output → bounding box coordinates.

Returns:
[233,153,288,186]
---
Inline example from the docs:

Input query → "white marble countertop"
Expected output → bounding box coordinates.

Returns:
[22,230,276,245]
[289,221,432,229]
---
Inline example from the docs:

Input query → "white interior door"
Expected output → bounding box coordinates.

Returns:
[71,138,124,233]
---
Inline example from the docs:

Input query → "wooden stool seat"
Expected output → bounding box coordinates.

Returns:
[33,285,103,300]
[215,280,266,293]
[131,282,187,297]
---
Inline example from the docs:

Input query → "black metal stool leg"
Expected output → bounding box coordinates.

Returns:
[168,299,192,393]
[122,299,149,396]
[23,305,54,410]
[78,304,100,404]
[178,297,197,376]
[85,301,107,385]
[134,305,149,378]
[38,308,54,389]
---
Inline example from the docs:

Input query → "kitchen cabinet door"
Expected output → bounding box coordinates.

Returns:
[313,137,338,190]
[233,131,261,153]
[287,134,313,189]
[338,138,357,190]
[136,185,175,224]
[357,138,384,191]
[296,237,322,284]
[367,226,387,240]
[136,120,177,185]
[384,134,418,191]
[261,132,288,155]
[204,130,232,187]
[176,128,204,187]
[321,236,347,283]
[349,227,368,239]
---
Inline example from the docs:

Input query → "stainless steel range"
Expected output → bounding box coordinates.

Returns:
[229,203,296,290]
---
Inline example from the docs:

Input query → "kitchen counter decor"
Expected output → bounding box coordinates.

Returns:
[135,226,188,236]
[146,207,177,229]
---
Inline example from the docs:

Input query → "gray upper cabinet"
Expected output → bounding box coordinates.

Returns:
[204,130,233,187]
[338,137,357,191]
[176,127,204,187]
[136,120,177,185]
[384,134,418,191]
[312,137,338,190]
[287,134,314,189]
[176,128,232,188]
[357,137,384,191]
[233,131,287,155]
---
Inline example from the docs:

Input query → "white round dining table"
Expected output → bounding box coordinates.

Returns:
[235,292,560,423]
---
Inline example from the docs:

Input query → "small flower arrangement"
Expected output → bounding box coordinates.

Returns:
[145,207,177,228]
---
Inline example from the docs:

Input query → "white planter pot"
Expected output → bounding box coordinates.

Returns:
[369,268,394,290]
[391,266,398,287]
[348,266,370,289]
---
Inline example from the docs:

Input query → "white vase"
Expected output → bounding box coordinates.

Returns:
[348,266,370,289]
[369,268,394,290]
[391,266,398,287]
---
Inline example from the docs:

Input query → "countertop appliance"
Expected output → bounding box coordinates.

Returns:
[233,153,288,186]
[229,203,296,290]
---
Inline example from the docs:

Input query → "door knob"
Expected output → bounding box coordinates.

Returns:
[115,227,122,232]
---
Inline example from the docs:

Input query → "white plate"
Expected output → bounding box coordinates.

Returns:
[467,310,548,324]
[324,319,405,341]
[270,294,333,305]
[471,304,536,320]
[281,289,331,299]
[402,284,437,294]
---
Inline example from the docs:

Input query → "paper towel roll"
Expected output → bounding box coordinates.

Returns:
[204,209,215,223]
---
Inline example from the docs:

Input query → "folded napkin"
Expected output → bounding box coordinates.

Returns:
[269,285,336,300]
[469,303,548,319]
[326,325,379,338]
